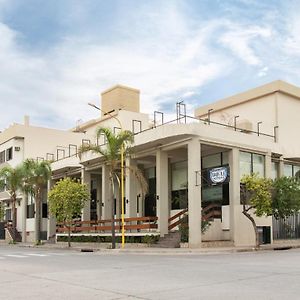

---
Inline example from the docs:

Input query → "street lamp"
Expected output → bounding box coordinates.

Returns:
[88,102,126,249]
[234,115,239,131]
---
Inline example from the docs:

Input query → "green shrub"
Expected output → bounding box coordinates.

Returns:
[141,234,159,244]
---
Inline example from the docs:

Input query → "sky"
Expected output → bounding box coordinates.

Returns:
[0,0,299,130]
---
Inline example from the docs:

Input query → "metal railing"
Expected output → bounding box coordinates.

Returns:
[41,102,277,163]
[56,216,158,234]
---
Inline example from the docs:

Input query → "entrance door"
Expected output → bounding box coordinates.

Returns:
[90,189,97,220]
[145,177,156,217]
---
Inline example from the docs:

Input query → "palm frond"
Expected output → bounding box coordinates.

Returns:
[125,165,149,195]
[78,143,108,159]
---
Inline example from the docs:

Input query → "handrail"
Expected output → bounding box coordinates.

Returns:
[202,204,222,221]
[56,216,158,227]
[168,208,188,223]
[56,216,158,234]
[168,208,188,231]
[202,203,220,214]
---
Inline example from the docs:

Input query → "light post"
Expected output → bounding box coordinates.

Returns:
[88,103,126,249]
[257,121,262,136]
[207,109,213,125]
[234,115,239,131]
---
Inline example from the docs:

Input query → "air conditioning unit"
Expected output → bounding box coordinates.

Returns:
[14,146,21,151]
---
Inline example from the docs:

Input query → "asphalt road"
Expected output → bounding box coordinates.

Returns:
[0,245,300,300]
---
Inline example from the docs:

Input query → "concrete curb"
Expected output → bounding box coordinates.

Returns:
[2,241,300,255]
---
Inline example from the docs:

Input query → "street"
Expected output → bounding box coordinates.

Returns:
[0,246,300,299]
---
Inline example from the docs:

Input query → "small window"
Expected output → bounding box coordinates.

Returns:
[271,162,279,180]
[284,164,293,177]
[42,203,48,218]
[6,147,13,161]
[5,209,11,221]
[0,151,5,164]
[27,204,35,219]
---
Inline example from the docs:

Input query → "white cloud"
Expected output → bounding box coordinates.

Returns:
[218,24,272,66]
[258,66,269,77]
[0,3,233,130]
[0,1,296,131]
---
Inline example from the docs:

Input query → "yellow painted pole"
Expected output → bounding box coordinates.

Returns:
[121,143,125,248]
[88,102,126,249]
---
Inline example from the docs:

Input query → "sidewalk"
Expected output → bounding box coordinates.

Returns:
[2,239,300,255]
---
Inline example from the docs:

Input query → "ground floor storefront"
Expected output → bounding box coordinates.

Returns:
[51,135,280,248]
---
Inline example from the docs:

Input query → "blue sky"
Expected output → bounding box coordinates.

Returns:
[0,0,299,130]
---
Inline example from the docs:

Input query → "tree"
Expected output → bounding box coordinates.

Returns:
[48,177,89,247]
[80,127,148,249]
[272,176,300,219]
[240,174,273,248]
[23,159,51,244]
[0,165,25,242]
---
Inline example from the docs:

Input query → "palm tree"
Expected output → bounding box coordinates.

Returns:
[0,165,25,242]
[80,127,148,249]
[23,159,51,244]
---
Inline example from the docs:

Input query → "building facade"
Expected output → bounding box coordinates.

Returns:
[1,80,300,247]
[0,117,88,242]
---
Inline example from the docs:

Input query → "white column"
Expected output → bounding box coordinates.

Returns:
[81,168,91,221]
[102,164,112,220]
[47,179,56,240]
[22,193,28,242]
[229,148,240,245]
[156,149,169,237]
[188,139,202,248]
[265,152,272,178]
[125,157,137,218]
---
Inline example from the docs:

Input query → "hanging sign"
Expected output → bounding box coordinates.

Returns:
[208,166,230,184]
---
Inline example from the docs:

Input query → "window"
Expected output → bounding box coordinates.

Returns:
[5,209,11,221]
[284,164,293,177]
[42,203,48,218]
[202,154,221,169]
[171,161,188,210]
[202,152,229,169]
[271,162,279,179]
[253,154,265,176]
[239,152,252,178]
[294,166,300,178]
[6,147,13,161]
[284,164,300,177]
[27,204,34,219]
[0,151,5,164]
[239,151,265,179]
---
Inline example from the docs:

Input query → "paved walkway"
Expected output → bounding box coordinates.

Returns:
[2,239,300,254]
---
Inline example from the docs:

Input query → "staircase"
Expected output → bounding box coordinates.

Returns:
[155,231,181,248]
[7,227,22,242]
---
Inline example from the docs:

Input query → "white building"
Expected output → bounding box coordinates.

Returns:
[0,117,88,242]
[2,80,300,247]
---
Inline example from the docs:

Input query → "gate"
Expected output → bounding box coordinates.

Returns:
[273,213,300,240]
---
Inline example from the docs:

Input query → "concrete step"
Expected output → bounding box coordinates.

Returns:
[202,240,234,248]
[156,231,181,248]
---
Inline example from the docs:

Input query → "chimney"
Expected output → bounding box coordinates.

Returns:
[100,85,140,117]
[24,115,30,126]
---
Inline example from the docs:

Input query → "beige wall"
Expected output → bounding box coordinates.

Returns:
[101,85,140,115]
[277,93,300,157]
[194,80,300,159]
[200,93,277,138]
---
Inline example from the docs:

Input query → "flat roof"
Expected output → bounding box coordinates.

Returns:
[195,80,300,117]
